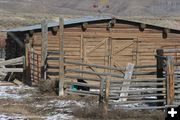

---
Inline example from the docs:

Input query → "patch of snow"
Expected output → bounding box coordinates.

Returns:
[0,86,36,100]
[113,103,148,109]
[45,100,85,108]
[46,113,73,120]
[90,89,99,92]
[34,100,85,120]
[0,114,25,120]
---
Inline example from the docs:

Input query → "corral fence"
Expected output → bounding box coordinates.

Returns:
[64,50,179,111]
[160,48,180,106]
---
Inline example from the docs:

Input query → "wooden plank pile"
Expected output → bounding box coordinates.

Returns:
[0,56,24,81]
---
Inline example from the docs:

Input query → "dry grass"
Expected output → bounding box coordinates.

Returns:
[72,105,165,120]
[0,103,37,116]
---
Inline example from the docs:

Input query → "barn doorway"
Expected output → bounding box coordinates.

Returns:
[82,37,139,73]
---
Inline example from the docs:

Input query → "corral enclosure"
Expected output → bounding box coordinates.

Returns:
[4,16,180,82]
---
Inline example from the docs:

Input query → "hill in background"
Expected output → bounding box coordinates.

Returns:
[0,0,180,29]
[0,0,180,16]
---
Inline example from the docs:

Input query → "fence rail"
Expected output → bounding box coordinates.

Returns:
[63,54,178,112]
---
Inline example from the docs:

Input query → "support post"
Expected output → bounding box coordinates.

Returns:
[24,34,31,86]
[156,49,164,106]
[102,37,112,114]
[166,56,175,105]
[104,76,110,115]
[99,78,105,109]
[59,17,65,96]
[41,19,48,80]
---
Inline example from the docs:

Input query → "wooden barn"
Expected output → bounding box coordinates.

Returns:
[3,16,180,84]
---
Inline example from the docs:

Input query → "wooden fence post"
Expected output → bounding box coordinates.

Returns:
[99,78,105,109]
[156,49,164,106]
[59,17,65,96]
[166,56,175,105]
[41,19,48,80]
[24,34,31,86]
[104,76,110,114]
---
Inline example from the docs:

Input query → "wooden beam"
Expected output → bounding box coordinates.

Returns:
[65,69,124,78]
[119,63,134,101]
[59,17,65,96]
[52,26,58,35]
[162,28,169,39]
[166,56,175,105]
[24,34,31,85]
[104,76,110,114]
[65,60,126,71]
[0,56,24,66]
[139,23,146,31]
[0,68,24,72]
[41,19,48,80]
[81,22,88,31]
[80,34,84,77]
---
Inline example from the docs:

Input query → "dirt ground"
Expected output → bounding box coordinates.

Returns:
[0,82,165,120]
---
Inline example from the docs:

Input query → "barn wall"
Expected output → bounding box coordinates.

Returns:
[26,21,180,80]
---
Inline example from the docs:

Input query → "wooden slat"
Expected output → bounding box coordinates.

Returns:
[59,17,65,96]
[120,63,134,101]
[0,56,24,66]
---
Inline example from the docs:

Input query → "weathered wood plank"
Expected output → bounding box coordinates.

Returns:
[119,63,134,101]
[166,56,175,105]
[41,19,48,79]
[59,17,65,96]
[0,56,24,66]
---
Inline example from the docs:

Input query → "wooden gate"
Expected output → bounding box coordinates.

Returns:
[28,49,41,83]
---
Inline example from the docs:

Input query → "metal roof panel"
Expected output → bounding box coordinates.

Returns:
[2,16,111,32]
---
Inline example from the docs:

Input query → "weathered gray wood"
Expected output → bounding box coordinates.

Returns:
[123,106,166,110]
[0,68,24,72]
[111,78,166,83]
[65,68,124,78]
[104,76,110,114]
[110,99,166,104]
[110,82,165,88]
[59,17,65,96]
[65,75,101,81]
[110,93,166,99]
[111,88,166,93]
[164,48,180,53]
[119,63,134,101]
[65,60,126,71]
[99,78,105,108]
[0,56,24,66]
[71,82,99,89]
[41,19,48,80]
[67,89,99,96]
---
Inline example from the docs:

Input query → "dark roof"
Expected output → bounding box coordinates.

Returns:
[2,16,180,33]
